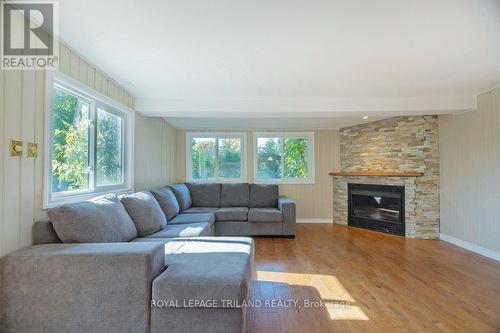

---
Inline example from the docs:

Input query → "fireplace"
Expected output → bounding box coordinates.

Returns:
[348,183,405,236]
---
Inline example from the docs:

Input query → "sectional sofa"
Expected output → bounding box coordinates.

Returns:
[168,183,296,237]
[0,183,296,333]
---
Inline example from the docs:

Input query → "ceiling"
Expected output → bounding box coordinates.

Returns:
[165,115,387,130]
[57,0,500,129]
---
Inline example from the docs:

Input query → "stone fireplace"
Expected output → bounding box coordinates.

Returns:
[331,116,440,239]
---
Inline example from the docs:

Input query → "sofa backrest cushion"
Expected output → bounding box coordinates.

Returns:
[48,193,137,243]
[221,183,249,207]
[168,183,192,211]
[250,184,279,208]
[186,183,221,207]
[120,191,168,237]
[150,187,180,221]
[33,220,62,244]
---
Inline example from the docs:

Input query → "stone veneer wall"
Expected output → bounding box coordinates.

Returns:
[333,116,440,239]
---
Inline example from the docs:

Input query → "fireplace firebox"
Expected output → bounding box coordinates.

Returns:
[348,183,405,236]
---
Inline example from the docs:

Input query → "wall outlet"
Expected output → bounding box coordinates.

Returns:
[28,143,38,157]
[10,140,23,157]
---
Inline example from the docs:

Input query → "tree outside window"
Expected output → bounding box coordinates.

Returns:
[255,133,314,183]
[189,133,246,182]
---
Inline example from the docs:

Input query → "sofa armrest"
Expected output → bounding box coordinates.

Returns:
[278,196,296,236]
[0,242,165,333]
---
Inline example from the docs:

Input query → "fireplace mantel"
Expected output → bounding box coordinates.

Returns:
[329,171,423,177]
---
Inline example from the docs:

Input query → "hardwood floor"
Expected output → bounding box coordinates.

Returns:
[247,224,500,333]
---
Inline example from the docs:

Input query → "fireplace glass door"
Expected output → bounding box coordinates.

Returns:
[348,184,405,236]
[351,191,401,223]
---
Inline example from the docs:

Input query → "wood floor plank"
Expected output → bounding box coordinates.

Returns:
[247,224,500,333]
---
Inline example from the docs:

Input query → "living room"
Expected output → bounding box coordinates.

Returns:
[1,1,499,332]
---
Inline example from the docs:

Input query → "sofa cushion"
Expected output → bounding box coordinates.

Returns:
[168,183,192,211]
[248,208,283,222]
[169,213,215,227]
[143,223,211,238]
[152,237,253,304]
[182,207,218,214]
[33,220,62,244]
[215,207,248,221]
[220,183,249,207]
[249,184,279,208]
[186,183,221,207]
[151,187,180,220]
[48,194,137,243]
[120,191,167,237]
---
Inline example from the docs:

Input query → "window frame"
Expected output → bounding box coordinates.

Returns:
[253,132,315,185]
[186,132,247,183]
[44,70,134,208]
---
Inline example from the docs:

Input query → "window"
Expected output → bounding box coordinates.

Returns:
[253,132,315,184]
[186,132,247,182]
[44,71,133,207]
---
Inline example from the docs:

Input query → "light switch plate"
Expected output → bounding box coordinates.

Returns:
[10,140,23,157]
[28,143,38,157]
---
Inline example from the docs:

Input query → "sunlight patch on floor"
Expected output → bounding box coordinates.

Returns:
[327,305,370,321]
[256,270,369,321]
[256,270,355,301]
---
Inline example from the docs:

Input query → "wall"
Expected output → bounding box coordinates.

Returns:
[175,129,340,220]
[337,116,440,238]
[134,115,176,190]
[440,87,500,254]
[0,43,135,257]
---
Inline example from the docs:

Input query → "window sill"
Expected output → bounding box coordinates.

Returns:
[253,179,316,185]
[186,179,248,184]
[43,188,133,209]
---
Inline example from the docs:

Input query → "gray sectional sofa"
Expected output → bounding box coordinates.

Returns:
[173,183,296,237]
[0,183,295,333]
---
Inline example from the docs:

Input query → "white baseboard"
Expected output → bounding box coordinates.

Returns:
[439,233,500,262]
[296,218,333,224]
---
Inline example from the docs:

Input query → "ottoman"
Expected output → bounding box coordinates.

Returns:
[151,237,254,333]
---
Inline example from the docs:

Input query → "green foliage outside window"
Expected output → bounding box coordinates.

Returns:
[191,137,242,180]
[191,138,216,179]
[283,138,308,178]
[51,89,89,192]
[218,139,241,178]
[257,137,308,180]
[257,138,282,179]
[96,109,123,186]
[51,88,124,192]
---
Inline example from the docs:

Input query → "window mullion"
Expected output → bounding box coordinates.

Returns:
[121,116,125,185]
[240,135,245,181]
[89,101,97,191]
[215,138,219,181]
[280,137,285,179]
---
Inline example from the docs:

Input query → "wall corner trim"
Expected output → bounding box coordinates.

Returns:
[439,233,500,262]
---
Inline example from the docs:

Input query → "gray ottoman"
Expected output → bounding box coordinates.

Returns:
[151,237,254,333]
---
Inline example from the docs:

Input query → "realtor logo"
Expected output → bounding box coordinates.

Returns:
[1,1,59,69]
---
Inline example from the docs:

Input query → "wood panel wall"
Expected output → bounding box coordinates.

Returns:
[439,87,500,253]
[0,43,135,257]
[134,115,177,190]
